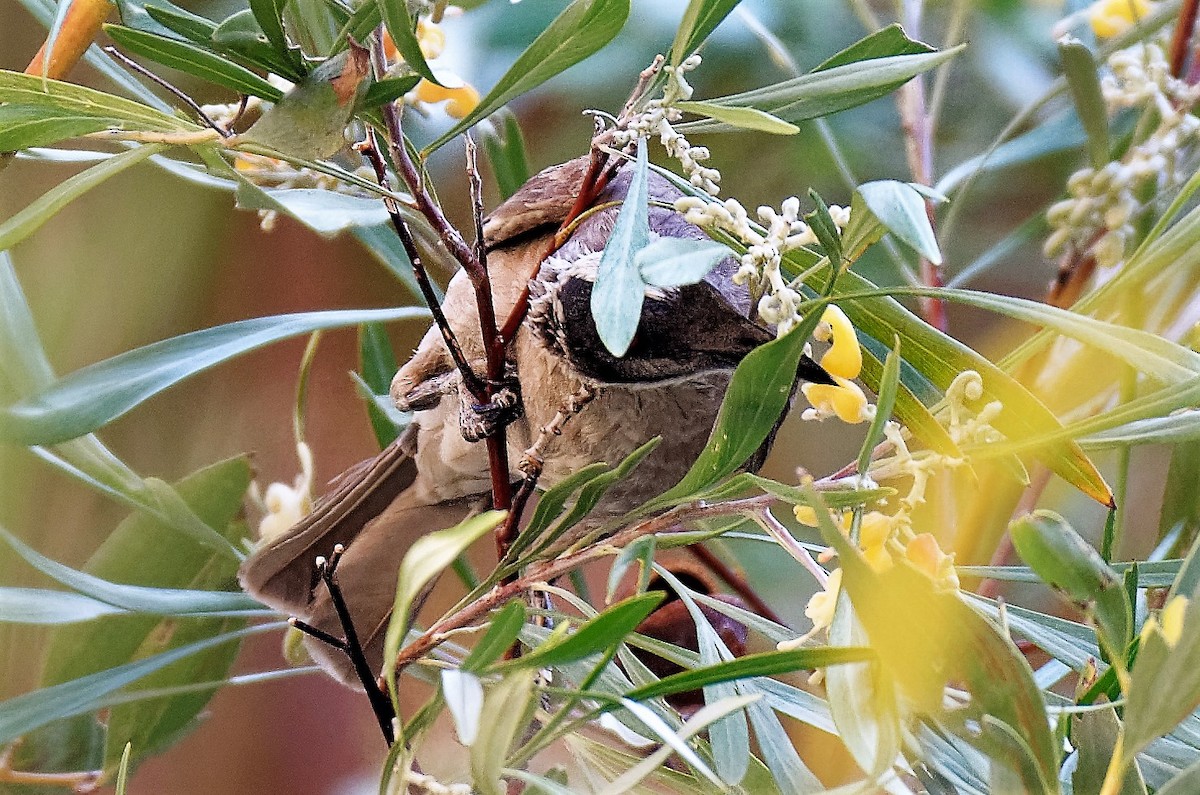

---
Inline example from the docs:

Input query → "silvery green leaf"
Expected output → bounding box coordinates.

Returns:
[234,187,390,236]
[591,138,650,356]
[854,180,942,265]
[442,668,485,746]
[636,237,732,288]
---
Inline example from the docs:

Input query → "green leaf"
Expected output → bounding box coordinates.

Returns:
[115,742,132,795]
[0,105,127,151]
[856,339,901,480]
[805,189,843,266]
[378,0,438,83]
[591,137,650,356]
[648,307,823,507]
[248,0,290,58]
[383,511,507,681]
[677,45,963,133]
[0,306,430,445]
[0,587,125,624]
[479,109,530,200]
[1073,701,1148,795]
[810,493,1061,791]
[826,594,902,782]
[1059,37,1110,169]
[471,671,537,795]
[1009,511,1132,662]
[936,114,1089,197]
[462,601,527,672]
[32,456,254,771]
[359,322,401,447]
[0,143,164,253]
[499,593,664,671]
[0,526,262,614]
[540,438,661,546]
[423,0,629,154]
[0,69,190,130]
[854,180,942,265]
[513,463,609,553]
[1122,594,1200,772]
[104,25,283,100]
[674,101,798,135]
[239,44,371,159]
[816,23,935,70]
[669,0,741,64]
[636,237,732,288]
[361,74,421,109]
[1158,757,1200,795]
[625,646,873,702]
[0,623,280,746]
[606,536,655,602]
[134,2,218,43]
[235,186,390,235]
[796,268,1112,507]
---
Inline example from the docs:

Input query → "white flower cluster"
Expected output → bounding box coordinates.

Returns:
[674,195,850,334]
[614,55,721,193]
[1046,40,1200,267]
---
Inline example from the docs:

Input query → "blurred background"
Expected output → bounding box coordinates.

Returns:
[0,0,1169,791]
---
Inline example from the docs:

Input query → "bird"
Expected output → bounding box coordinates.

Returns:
[238,155,832,686]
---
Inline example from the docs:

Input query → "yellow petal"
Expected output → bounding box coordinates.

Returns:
[1089,0,1153,37]
[819,305,862,379]
[794,505,819,526]
[445,84,481,119]
[417,21,446,60]
[802,377,869,423]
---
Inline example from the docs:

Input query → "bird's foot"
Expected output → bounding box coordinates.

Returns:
[460,369,523,442]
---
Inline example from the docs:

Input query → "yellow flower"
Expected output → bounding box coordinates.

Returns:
[860,511,894,572]
[780,569,843,650]
[382,20,446,63]
[413,79,481,119]
[1088,0,1155,38]
[802,377,870,423]
[818,305,862,380]
[904,533,960,591]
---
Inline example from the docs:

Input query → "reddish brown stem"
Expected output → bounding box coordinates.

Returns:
[382,495,780,680]
[1170,0,1200,78]
[369,32,512,514]
[686,543,785,625]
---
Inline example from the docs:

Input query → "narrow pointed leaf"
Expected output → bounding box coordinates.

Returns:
[591,138,650,356]
[0,307,430,445]
[104,25,283,99]
[423,0,629,153]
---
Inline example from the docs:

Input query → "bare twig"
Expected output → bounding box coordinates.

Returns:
[367,31,512,518]
[356,134,483,396]
[290,546,397,746]
[1170,0,1199,78]
[383,495,779,681]
[103,46,232,138]
[897,0,948,331]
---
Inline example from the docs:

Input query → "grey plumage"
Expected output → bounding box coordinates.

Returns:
[238,156,829,685]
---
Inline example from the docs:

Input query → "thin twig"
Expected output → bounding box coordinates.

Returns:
[369,30,513,516]
[289,547,397,745]
[897,0,948,331]
[0,744,100,790]
[382,495,780,680]
[356,134,484,397]
[1169,0,1199,77]
[103,46,232,138]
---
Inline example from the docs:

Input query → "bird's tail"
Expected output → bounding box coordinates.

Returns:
[238,436,481,686]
